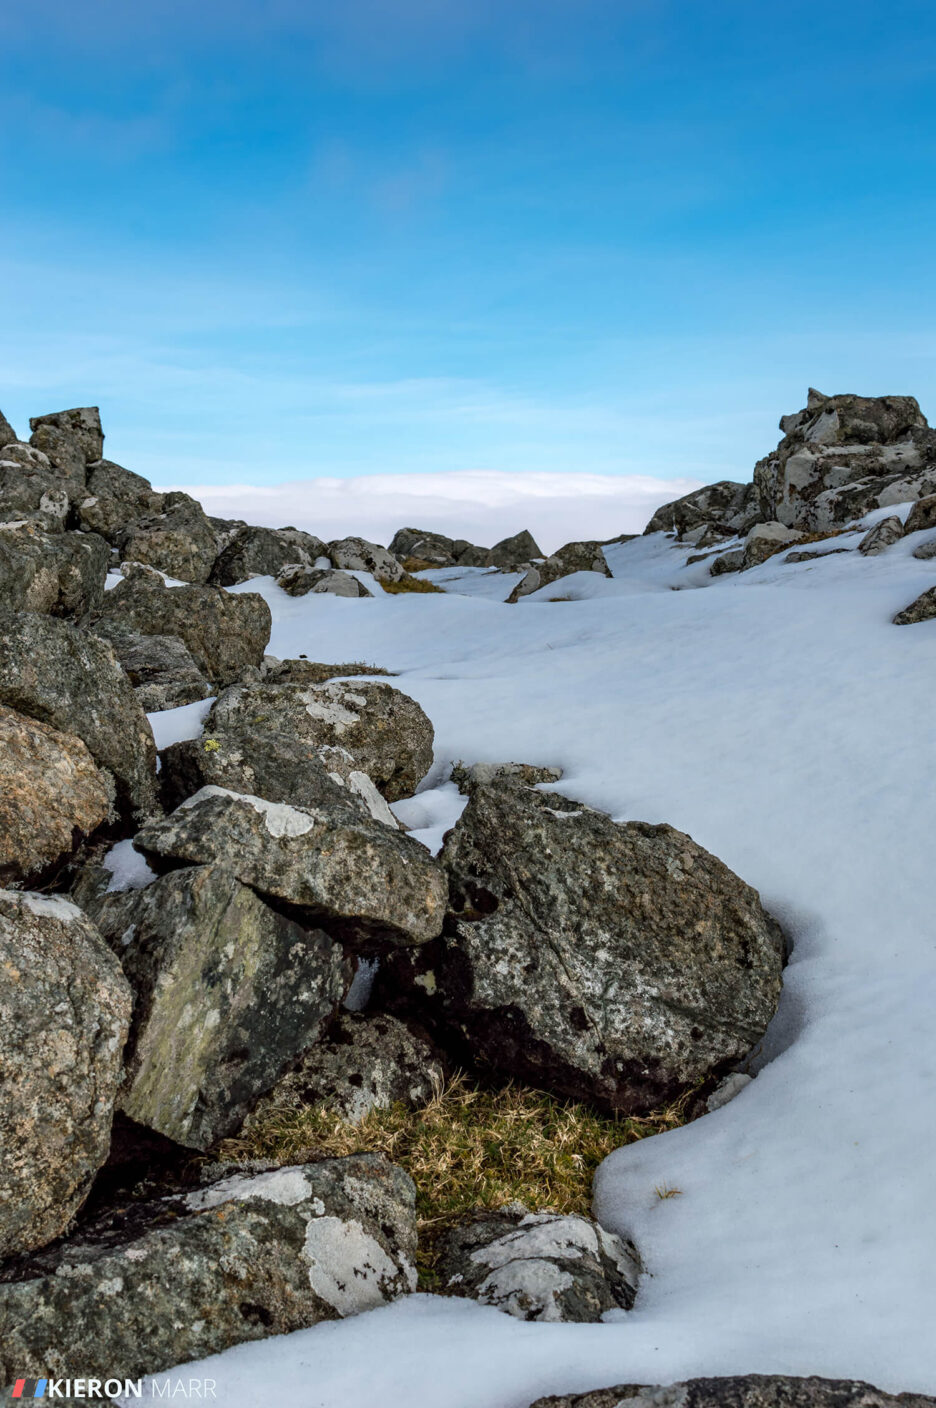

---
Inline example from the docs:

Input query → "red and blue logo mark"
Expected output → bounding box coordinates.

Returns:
[12,1384,47,1400]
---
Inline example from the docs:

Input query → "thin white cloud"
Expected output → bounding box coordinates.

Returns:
[175,469,702,553]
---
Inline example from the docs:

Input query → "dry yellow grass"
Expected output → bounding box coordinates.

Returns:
[219,1074,693,1283]
[381,573,445,595]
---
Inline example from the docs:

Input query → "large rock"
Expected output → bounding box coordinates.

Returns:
[244,1012,443,1126]
[644,481,759,540]
[0,458,70,530]
[0,1154,417,1382]
[0,407,17,444]
[117,492,219,583]
[436,1205,640,1323]
[276,563,373,597]
[378,780,784,1114]
[0,521,109,616]
[75,459,165,541]
[89,620,212,712]
[893,586,936,626]
[508,541,613,601]
[753,391,935,530]
[904,493,936,537]
[527,1377,936,1408]
[134,786,447,946]
[0,890,131,1258]
[158,727,396,826]
[206,679,434,801]
[210,523,327,585]
[742,521,805,568]
[858,516,904,555]
[0,611,158,820]
[488,529,543,569]
[328,535,405,583]
[0,705,111,885]
[389,527,471,568]
[29,406,104,482]
[92,571,271,686]
[88,864,348,1148]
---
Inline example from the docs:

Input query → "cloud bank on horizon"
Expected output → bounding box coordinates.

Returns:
[179,470,699,554]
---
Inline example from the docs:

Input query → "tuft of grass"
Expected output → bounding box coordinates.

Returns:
[380,573,445,595]
[655,1183,683,1200]
[401,556,444,574]
[218,1074,693,1284]
[759,526,852,564]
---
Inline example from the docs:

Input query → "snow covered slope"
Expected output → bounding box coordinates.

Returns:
[136,528,936,1406]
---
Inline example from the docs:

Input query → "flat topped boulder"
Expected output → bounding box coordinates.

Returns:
[0,890,131,1258]
[0,1153,417,1383]
[117,492,220,583]
[379,780,784,1114]
[134,785,447,946]
[206,678,434,800]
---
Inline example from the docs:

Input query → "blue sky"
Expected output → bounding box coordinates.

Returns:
[1,0,935,489]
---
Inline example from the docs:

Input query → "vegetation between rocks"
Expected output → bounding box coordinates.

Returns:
[380,572,445,594]
[218,1073,694,1284]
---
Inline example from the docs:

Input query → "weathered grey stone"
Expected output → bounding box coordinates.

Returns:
[29,406,104,481]
[488,529,543,569]
[645,481,759,540]
[904,493,936,537]
[0,521,108,616]
[92,572,271,687]
[784,547,851,565]
[893,586,936,625]
[742,522,805,568]
[117,492,218,583]
[450,759,562,794]
[210,524,327,586]
[526,1376,936,1408]
[158,727,395,825]
[206,679,434,801]
[0,890,131,1258]
[378,781,784,1114]
[0,1154,417,1382]
[87,864,349,1149]
[0,611,158,820]
[75,459,165,541]
[134,786,447,946]
[0,705,111,885]
[328,535,405,583]
[709,549,744,576]
[0,408,17,444]
[912,537,936,560]
[277,563,373,597]
[507,542,613,602]
[264,658,393,685]
[389,527,467,568]
[0,460,71,530]
[858,516,904,555]
[0,441,51,470]
[88,620,212,712]
[245,1012,442,1126]
[437,1205,640,1323]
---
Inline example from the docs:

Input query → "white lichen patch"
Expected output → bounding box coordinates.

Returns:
[298,688,363,733]
[185,1166,314,1212]
[469,1215,598,1270]
[19,893,84,923]
[179,786,318,838]
[347,771,399,828]
[302,1216,399,1316]
[474,1259,575,1322]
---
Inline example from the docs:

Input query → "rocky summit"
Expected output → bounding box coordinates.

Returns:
[0,392,934,1397]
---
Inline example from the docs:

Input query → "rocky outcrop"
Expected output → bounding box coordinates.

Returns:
[893,586,936,626]
[87,864,348,1149]
[753,391,936,531]
[378,780,784,1114]
[488,529,543,568]
[389,527,471,568]
[644,481,759,540]
[205,679,434,801]
[526,1377,936,1408]
[0,705,111,885]
[328,535,405,583]
[92,620,212,712]
[450,760,563,793]
[0,890,131,1258]
[0,611,158,820]
[29,406,104,482]
[117,492,219,583]
[134,786,447,946]
[436,1205,640,1322]
[0,406,17,445]
[92,570,271,687]
[0,457,70,530]
[243,1012,443,1126]
[0,1154,417,1382]
[75,459,165,541]
[904,494,936,537]
[276,563,373,597]
[0,521,109,616]
[210,524,327,586]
